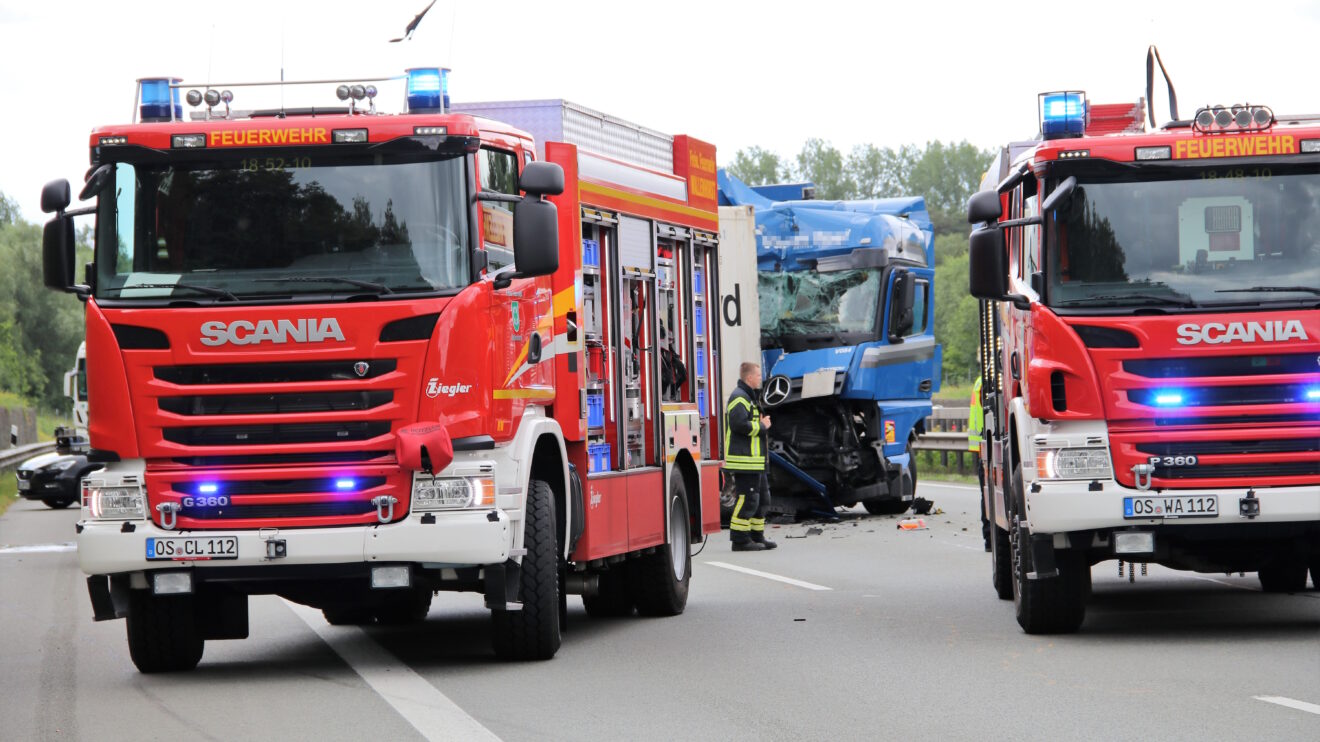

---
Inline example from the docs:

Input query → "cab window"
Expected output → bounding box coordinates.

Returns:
[480,148,519,271]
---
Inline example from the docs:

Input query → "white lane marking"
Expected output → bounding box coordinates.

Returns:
[921,482,979,492]
[939,540,984,552]
[0,542,76,554]
[705,561,833,591]
[1183,573,1259,592]
[285,600,501,742]
[1253,696,1320,716]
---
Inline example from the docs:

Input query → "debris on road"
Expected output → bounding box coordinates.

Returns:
[897,518,929,531]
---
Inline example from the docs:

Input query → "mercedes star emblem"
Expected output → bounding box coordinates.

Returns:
[762,375,792,407]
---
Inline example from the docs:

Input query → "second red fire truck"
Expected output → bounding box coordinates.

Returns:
[968,75,1320,633]
[40,70,725,671]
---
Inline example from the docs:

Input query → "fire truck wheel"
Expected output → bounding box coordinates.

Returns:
[991,524,1013,600]
[373,590,433,625]
[491,479,561,661]
[1011,466,1086,634]
[630,475,691,617]
[1257,561,1309,593]
[126,591,204,673]
[581,567,635,618]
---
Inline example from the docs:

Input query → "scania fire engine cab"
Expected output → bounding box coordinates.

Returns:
[968,83,1320,634]
[40,71,725,672]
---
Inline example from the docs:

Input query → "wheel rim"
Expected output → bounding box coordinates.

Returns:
[668,496,688,579]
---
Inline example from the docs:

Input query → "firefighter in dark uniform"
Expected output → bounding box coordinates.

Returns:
[725,362,777,551]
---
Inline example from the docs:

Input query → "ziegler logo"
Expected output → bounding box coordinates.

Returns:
[1175,320,1307,345]
[426,378,473,398]
[200,318,345,346]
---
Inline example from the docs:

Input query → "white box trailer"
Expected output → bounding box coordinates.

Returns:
[716,205,760,401]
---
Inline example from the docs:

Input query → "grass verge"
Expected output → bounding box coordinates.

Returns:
[0,467,19,517]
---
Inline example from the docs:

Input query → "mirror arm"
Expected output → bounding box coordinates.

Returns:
[994,215,1042,229]
[477,192,523,204]
[1006,293,1031,311]
[63,205,96,218]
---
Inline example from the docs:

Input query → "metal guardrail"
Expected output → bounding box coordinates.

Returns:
[913,406,971,452]
[0,441,57,471]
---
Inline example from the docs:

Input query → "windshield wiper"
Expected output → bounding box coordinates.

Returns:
[254,276,393,294]
[104,282,238,301]
[1215,286,1320,296]
[1058,293,1196,308]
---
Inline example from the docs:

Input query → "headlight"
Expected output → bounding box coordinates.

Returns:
[1036,447,1112,480]
[412,476,495,511]
[86,485,146,519]
[42,459,78,473]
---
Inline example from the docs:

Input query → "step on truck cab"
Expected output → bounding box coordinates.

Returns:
[40,72,724,671]
[969,73,1320,634]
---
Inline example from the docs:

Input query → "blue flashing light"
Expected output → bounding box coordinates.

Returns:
[335,478,357,491]
[197,483,219,494]
[1305,389,1320,401]
[139,77,182,122]
[406,67,449,113]
[1040,91,1087,139]
[1153,392,1185,407]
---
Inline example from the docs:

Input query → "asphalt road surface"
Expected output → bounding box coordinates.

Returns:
[2,482,1317,741]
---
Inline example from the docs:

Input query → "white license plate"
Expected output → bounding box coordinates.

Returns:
[146,536,239,561]
[17,479,30,490]
[1123,495,1218,519]
[800,369,837,399]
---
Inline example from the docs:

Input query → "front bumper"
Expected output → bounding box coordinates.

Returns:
[77,507,512,576]
[1025,479,1320,534]
[17,473,75,500]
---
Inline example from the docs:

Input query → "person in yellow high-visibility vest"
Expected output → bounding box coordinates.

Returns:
[724,362,776,551]
[969,375,989,551]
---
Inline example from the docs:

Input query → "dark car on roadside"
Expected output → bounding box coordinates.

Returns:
[15,449,103,509]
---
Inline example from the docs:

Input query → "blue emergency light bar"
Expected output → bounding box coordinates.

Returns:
[1040,91,1087,139]
[139,77,182,122]
[1152,391,1185,407]
[335,478,357,491]
[406,67,449,113]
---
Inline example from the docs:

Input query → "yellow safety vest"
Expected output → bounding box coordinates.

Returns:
[968,376,984,452]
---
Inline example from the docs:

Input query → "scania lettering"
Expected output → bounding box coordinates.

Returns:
[967,49,1320,635]
[41,72,725,672]
[199,318,346,346]
[1175,319,1307,345]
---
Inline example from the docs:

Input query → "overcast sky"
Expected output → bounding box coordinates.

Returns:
[3,0,1320,222]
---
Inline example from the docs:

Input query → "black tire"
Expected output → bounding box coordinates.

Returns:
[630,473,691,617]
[1258,561,1309,593]
[374,590,433,625]
[491,479,561,660]
[1310,559,1319,591]
[43,497,75,509]
[581,567,634,618]
[322,606,375,626]
[863,497,910,516]
[1010,464,1086,634]
[991,524,1013,600]
[126,591,204,673]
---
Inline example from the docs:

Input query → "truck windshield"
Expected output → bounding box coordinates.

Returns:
[94,151,470,301]
[759,268,882,343]
[1045,164,1320,309]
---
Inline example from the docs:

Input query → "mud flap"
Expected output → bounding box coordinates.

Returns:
[87,574,130,621]
[484,559,523,610]
[1027,534,1059,580]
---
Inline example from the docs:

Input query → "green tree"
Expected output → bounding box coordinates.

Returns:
[0,192,19,226]
[0,197,88,409]
[846,143,918,200]
[933,250,980,384]
[903,140,993,234]
[793,139,852,200]
[727,146,788,186]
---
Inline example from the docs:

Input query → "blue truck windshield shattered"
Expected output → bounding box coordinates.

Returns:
[758,269,882,340]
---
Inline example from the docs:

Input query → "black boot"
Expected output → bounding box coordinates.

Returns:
[732,535,766,552]
[750,533,777,550]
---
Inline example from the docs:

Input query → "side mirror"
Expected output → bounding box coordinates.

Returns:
[520,162,564,196]
[966,190,1002,224]
[43,216,76,291]
[968,228,1010,300]
[1041,175,1077,213]
[64,370,76,398]
[80,164,114,201]
[888,271,916,341]
[512,197,560,278]
[41,179,71,214]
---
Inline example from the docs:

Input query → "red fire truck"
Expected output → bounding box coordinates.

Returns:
[967,81,1320,633]
[39,71,725,671]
